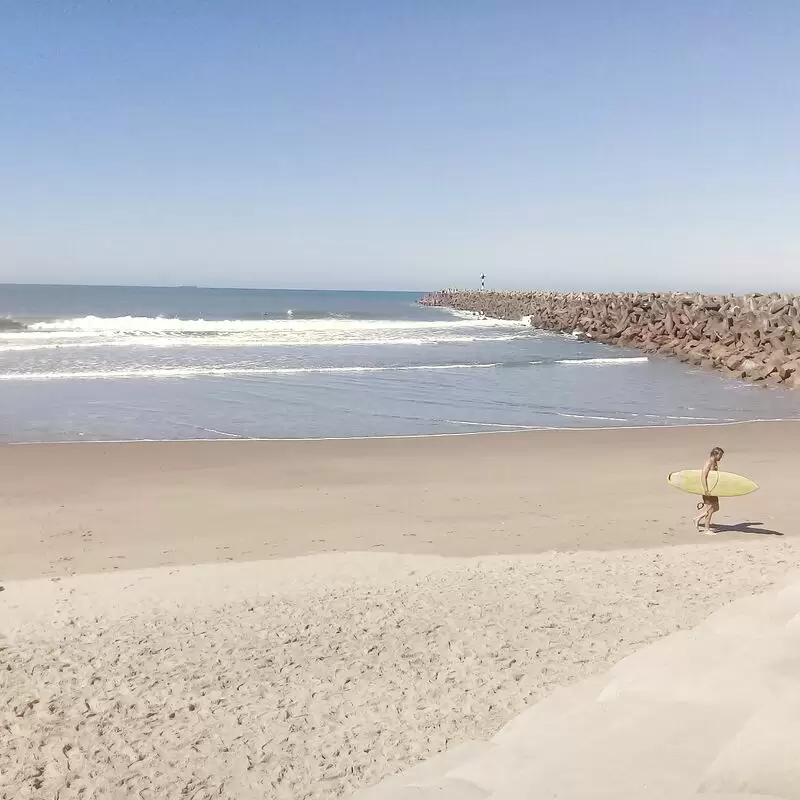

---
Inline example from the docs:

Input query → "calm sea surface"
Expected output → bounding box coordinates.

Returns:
[1,284,798,442]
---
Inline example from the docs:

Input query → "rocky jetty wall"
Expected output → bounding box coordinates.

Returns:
[420,291,800,388]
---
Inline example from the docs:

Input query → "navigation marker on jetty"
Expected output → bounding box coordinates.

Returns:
[480,273,486,291]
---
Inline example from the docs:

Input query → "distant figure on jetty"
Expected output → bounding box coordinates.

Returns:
[480,273,485,291]
[693,446,725,534]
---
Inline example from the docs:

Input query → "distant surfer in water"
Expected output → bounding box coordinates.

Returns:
[693,446,724,534]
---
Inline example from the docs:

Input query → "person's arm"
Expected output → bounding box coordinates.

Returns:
[701,458,712,494]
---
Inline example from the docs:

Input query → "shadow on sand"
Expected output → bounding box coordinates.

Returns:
[712,521,784,537]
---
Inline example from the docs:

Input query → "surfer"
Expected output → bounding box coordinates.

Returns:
[692,446,724,534]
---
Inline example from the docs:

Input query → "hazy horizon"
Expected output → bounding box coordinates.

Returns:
[0,279,795,295]
[2,281,799,295]
[3,3,798,292]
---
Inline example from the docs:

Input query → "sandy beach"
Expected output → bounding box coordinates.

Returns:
[2,422,800,798]
[1,422,798,580]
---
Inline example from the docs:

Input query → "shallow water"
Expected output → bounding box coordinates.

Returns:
[1,284,798,442]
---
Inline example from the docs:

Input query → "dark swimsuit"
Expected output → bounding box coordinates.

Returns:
[699,492,719,510]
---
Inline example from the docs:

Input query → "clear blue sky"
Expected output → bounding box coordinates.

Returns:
[2,1,798,291]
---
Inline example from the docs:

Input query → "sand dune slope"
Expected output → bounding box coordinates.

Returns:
[2,543,799,799]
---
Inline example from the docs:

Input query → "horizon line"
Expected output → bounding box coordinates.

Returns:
[0,282,433,294]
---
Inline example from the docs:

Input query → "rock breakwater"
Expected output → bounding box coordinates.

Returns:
[421,291,800,388]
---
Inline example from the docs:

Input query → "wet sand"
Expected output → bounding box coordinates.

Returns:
[0,421,797,580]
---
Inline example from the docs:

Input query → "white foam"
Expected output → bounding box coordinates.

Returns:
[0,333,529,352]
[28,315,525,334]
[0,356,655,380]
[555,356,649,365]
[0,362,502,381]
[634,413,735,422]
[443,308,532,326]
[444,308,486,320]
[443,419,542,430]
[0,315,531,352]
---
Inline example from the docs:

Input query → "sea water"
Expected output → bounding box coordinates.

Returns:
[1,284,798,442]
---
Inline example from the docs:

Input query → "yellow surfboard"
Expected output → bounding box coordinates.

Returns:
[667,470,758,497]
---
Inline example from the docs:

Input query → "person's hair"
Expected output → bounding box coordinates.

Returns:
[710,446,724,458]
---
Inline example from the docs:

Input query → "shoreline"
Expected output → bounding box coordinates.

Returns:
[3,415,799,447]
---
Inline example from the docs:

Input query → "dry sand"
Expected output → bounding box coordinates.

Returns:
[1,422,799,798]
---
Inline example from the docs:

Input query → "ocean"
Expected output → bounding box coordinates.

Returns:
[1,284,798,443]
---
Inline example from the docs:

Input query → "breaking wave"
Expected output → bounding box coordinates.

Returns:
[0,356,650,381]
[0,314,536,350]
[26,314,525,334]
[555,356,649,365]
[0,333,535,352]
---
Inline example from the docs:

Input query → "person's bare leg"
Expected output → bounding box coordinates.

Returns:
[693,504,709,531]
[703,500,720,534]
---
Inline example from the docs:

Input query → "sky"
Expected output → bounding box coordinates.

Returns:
[1,1,798,292]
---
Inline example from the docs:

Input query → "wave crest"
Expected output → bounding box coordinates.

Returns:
[0,356,650,381]
[555,357,649,365]
[27,315,524,334]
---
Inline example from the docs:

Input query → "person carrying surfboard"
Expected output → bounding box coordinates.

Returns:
[692,446,724,534]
